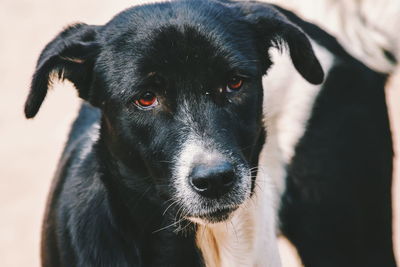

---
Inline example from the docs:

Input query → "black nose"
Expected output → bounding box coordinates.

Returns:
[189,162,236,198]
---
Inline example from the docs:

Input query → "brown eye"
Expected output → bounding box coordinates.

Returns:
[226,76,243,92]
[134,92,158,109]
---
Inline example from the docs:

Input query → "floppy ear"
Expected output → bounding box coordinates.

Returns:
[241,2,324,85]
[24,23,100,118]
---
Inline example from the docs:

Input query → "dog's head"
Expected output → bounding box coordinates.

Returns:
[25,0,323,224]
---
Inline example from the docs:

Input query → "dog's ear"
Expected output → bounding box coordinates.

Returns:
[241,2,324,84]
[25,23,100,118]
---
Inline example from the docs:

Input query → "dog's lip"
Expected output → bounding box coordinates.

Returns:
[190,206,239,222]
[201,207,234,217]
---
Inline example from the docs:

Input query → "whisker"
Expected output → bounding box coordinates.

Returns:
[152,217,185,234]
[162,199,180,216]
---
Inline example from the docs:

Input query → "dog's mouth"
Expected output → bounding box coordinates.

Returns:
[188,206,238,224]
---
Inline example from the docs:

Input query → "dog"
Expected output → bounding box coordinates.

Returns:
[25,0,396,266]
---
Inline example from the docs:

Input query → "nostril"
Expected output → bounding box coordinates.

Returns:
[190,177,209,191]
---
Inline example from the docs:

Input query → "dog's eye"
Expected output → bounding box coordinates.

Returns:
[134,92,158,109]
[226,76,243,92]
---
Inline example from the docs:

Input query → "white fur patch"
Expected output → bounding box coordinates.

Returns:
[259,42,334,223]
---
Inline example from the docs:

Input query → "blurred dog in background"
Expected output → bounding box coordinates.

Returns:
[265,0,400,266]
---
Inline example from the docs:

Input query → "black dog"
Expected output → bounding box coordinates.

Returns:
[25,0,396,266]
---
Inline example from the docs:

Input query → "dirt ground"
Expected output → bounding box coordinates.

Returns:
[0,0,398,266]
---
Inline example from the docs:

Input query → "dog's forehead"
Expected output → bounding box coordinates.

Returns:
[138,25,247,77]
[102,1,259,78]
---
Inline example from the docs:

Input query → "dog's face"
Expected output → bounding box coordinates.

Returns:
[25,0,323,224]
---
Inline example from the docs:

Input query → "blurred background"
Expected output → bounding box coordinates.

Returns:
[0,0,398,266]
